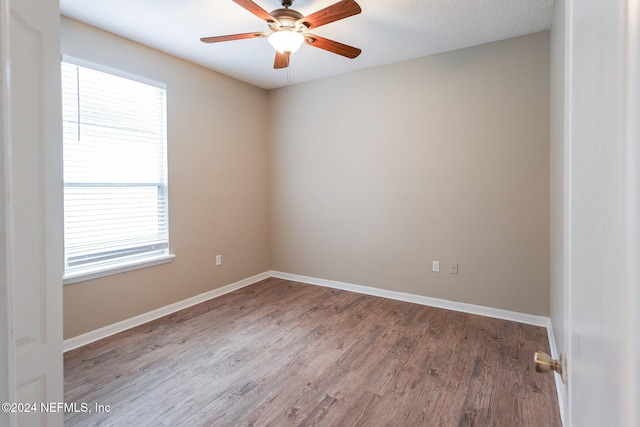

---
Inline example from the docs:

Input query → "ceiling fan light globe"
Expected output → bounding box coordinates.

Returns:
[268,30,304,54]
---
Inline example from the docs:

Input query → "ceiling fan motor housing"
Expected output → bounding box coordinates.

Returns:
[269,8,307,32]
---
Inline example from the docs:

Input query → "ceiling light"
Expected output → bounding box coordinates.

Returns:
[268,30,304,55]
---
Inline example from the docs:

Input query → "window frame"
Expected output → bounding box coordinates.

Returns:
[61,56,174,285]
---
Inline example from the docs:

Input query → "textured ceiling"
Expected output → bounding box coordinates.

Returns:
[60,0,555,90]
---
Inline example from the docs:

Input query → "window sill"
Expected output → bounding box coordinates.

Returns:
[63,253,176,285]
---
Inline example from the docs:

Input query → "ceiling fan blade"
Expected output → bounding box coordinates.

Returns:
[296,0,361,30]
[232,0,277,23]
[304,34,361,58]
[274,51,290,69]
[200,31,270,43]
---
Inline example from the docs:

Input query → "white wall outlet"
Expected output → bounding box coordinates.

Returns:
[432,261,440,272]
[450,262,458,274]
[216,254,222,266]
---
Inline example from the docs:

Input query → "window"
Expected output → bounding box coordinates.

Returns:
[61,59,172,284]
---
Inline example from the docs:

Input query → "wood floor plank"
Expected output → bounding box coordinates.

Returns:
[64,278,561,426]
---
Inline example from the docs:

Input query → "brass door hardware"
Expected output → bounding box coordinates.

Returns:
[534,351,567,383]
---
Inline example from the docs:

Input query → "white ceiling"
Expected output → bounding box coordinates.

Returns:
[60,0,555,90]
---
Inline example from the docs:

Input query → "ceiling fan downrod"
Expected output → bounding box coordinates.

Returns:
[281,0,293,8]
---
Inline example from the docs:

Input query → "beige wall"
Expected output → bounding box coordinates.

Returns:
[62,21,551,339]
[61,17,271,339]
[269,32,550,315]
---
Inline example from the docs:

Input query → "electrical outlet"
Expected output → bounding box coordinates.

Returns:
[432,261,440,272]
[216,254,222,266]
[450,262,458,274]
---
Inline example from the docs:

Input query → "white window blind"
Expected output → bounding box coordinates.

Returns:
[61,60,169,279]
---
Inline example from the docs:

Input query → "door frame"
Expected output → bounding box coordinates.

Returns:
[1,0,17,425]
[1,0,64,426]
[563,0,640,425]
[623,1,640,424]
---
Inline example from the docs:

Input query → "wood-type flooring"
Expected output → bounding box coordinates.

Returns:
[64,277,562,426]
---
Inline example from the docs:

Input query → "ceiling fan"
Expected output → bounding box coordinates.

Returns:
[200,0,362,69]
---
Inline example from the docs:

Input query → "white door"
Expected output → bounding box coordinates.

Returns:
[565,0,640,426]
[1,0,64,426]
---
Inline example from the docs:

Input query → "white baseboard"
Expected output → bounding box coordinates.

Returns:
[545,322,567,426]
[63,271,271,352]
[270,271,550,327]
